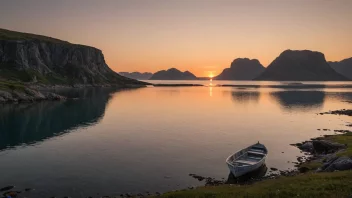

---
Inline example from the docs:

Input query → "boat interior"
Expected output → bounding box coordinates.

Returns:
[232,145,267,166]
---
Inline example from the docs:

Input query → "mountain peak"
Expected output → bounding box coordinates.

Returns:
[329,57,352,80]
[150,68,197,80]
[215,58,264,80]
[255,49,348,81]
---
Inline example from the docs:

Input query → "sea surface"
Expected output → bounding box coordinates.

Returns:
[1,80,352,197]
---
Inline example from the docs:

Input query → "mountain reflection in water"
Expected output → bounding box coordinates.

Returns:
[0,88,116,150]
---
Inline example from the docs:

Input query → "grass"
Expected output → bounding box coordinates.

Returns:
[0,28,93,48]
[0,80,25,91]
[0,28,69,44]
[299,161,323,171]
[159,171,352,198]
[0,62,70,85]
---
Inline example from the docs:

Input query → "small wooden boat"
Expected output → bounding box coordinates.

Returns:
[226,142,268,177]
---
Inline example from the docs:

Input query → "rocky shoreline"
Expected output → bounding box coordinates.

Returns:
[0,83,147,104]
[0,87,66,103]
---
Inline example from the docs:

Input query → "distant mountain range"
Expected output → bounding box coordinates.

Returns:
[214,58,265,80]
[118,50,351,82]
[329,58,352,80]
[119,72,153,80]
[149,68,197,80]
[255,50,348,81]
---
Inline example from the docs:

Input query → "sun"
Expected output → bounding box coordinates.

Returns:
[208,72,214,79]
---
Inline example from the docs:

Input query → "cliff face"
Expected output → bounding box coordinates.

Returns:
[214,58,264,80]
[149,68,197,80]
[329,58,352,80]
[255,50,348,81]
[0,29,143,86]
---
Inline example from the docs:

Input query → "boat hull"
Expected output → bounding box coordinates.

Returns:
[227,158,266,177]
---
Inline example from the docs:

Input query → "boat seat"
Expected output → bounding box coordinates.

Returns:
[249,148,265,153]
[248,151,265,156]
[234,159,258,165]
[248,156,262,160]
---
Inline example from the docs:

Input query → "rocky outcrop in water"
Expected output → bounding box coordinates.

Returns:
[149,68,197,80]
[329,57,352,80]
[255,50,348,81]
[214,58,265,80]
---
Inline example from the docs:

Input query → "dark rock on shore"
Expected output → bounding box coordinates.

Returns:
[294,140,345,154]
[298,167,310,173]
[0,88,66,103]
[312,140,346,154]
[189,174,224,186]
[319,156,352,172]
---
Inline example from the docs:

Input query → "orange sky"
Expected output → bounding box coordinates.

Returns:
[0,0,351,77]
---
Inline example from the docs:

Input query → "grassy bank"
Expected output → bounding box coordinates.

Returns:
[160,171,352,198]
[159,132,352,198]
[0,80,25,91]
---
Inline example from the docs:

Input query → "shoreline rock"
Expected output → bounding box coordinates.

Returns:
[0,87,66,104]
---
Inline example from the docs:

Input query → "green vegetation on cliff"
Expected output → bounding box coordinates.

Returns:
[0,28,68,43]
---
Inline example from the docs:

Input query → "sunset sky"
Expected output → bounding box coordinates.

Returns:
[0,0,351,77]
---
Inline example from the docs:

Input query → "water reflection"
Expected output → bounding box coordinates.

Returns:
[270,91,325,111]
[0,88,115,150]
[226,165,268,184]
[228,89,260,104]
[231,91,260,104]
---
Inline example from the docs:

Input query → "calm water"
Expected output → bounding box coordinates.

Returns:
[1,80,352,197]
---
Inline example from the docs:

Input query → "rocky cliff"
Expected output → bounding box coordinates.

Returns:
[255,50,348,81]
[329,58,352,80]
[0,28,144,86]
[149,68,197,80]
[214,58,264,80]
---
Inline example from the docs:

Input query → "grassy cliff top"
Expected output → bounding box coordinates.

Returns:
[0,28,70,44]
